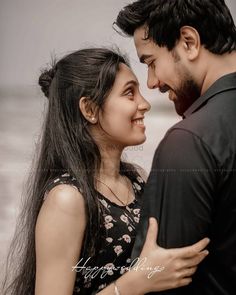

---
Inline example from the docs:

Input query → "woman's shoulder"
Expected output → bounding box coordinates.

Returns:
[44,172,81,196]
[43,173,84,207]
[132,163,148,183]
[124,163,147,196]
[45,183,85,214]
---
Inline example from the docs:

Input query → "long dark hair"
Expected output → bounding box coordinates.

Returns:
[115,0,236,54]
[2,48,139,295]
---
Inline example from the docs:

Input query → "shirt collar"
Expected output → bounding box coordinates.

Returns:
[183,72,236,119]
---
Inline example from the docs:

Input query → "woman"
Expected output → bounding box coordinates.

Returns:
[2,48,209,295]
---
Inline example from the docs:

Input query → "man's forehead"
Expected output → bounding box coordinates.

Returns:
[134,26,149,45]
[134,26,157,61]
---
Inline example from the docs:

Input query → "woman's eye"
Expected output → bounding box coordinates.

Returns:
[124,89,134,98]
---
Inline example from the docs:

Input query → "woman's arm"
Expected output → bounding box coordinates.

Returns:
[35,184,87,295]
[97,218,209,295]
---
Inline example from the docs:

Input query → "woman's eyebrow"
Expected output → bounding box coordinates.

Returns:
[123,80,139,88]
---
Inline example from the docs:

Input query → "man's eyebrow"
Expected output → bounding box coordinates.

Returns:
[139,54,153,63]
[123,80,139,88]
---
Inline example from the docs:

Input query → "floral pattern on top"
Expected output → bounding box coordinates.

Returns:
[44,172,145,294]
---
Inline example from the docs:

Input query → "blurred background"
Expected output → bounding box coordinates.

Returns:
[1,0,236,278]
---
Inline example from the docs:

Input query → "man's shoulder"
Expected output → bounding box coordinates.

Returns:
[160,90,236,167]
[170,88,236,136]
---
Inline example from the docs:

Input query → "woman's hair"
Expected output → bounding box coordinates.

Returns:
[2,47,139,295]
[115,0,236,54]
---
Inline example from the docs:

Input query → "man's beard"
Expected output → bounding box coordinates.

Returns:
[173,78,201,116]
[160,75,201,116]
[163,50,201,116]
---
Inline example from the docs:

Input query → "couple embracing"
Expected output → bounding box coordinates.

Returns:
[3,1,236,295]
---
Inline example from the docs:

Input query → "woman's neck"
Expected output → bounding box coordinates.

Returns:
[96,142,134,206]
[98,142,123,181]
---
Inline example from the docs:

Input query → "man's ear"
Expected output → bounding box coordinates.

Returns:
[79,97,98,124]
[179,26,201,61]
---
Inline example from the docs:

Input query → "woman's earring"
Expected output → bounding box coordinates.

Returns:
[91,117,95,122]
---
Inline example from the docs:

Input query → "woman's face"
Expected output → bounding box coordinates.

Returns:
[96,63,151,149]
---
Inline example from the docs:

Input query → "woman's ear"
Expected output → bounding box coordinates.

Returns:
[79,97,98,124]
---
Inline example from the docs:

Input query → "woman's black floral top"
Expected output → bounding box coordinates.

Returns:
[43,172,145,294]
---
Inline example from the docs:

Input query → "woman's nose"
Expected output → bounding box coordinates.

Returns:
[138,95,151,112]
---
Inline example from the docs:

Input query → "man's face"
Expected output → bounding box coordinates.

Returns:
[134,26,201,116]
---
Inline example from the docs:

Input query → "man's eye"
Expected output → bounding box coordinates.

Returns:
[147,60,155,69]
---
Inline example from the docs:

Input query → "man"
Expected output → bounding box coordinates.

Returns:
[115,0,236,294]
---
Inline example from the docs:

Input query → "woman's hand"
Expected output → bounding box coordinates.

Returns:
[129,217,210,293]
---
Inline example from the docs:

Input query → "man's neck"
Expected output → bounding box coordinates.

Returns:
[201,51,236,95]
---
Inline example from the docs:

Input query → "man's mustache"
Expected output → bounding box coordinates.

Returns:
[159,85,172,93]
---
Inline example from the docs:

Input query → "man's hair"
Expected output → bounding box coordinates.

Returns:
[115,0,236,54]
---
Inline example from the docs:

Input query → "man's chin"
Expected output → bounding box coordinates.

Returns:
[174,101,185,116]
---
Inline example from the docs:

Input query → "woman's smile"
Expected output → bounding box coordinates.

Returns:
[131,117,146,130]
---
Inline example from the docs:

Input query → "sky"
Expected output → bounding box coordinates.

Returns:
[0,0,236,88]
[0,0,136,87]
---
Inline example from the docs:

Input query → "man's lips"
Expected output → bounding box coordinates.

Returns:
[159,85,176,101]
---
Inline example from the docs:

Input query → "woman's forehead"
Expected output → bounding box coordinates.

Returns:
[114,63,139,88]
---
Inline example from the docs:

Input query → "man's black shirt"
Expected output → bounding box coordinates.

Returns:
[131,72,236,294]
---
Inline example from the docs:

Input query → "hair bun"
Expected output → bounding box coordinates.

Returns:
[38,68,56,98]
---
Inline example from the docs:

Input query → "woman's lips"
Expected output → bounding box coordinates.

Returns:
[132,118,145,129]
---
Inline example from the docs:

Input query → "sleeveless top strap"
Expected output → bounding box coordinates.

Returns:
[43,173,82,201]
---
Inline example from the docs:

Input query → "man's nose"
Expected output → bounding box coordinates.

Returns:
[147,68,159,89]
